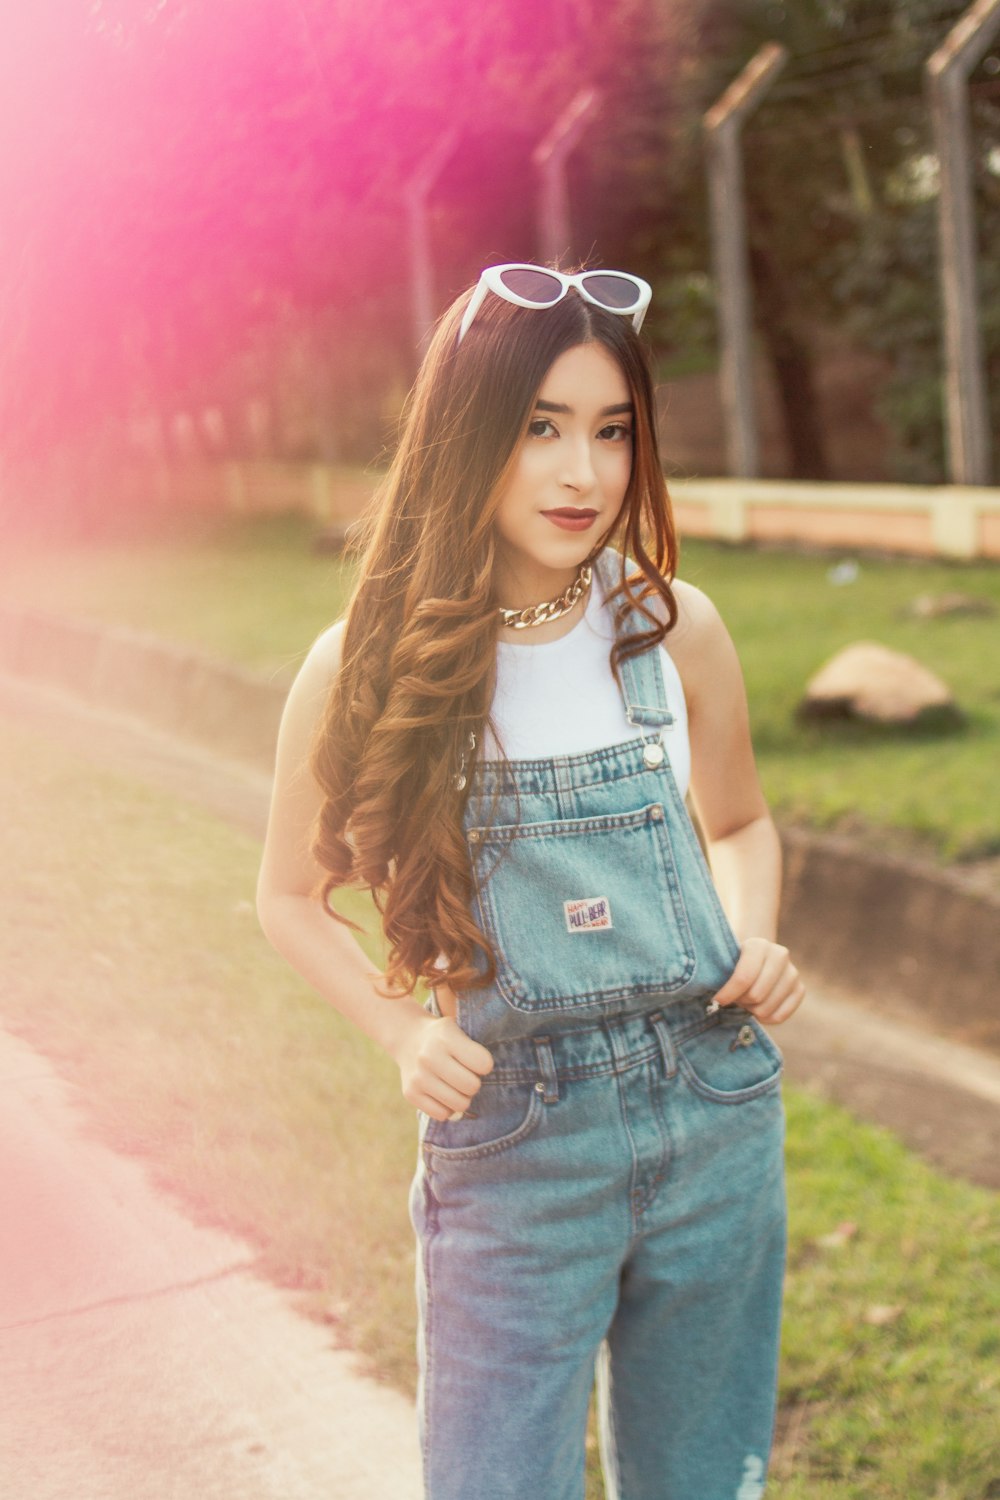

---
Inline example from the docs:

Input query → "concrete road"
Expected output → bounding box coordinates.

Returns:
[0,1027,422,1500]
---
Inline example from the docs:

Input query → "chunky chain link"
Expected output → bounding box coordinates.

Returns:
[497,565,592,630]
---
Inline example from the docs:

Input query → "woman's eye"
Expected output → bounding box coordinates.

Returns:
[600,422,633,442]
[528,418,557,438]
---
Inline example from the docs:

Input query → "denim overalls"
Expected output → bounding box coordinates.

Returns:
[410,549,787,1500]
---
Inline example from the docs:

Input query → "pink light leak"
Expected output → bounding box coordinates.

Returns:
[1,0,641,516]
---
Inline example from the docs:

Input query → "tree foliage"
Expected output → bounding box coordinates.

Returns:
[1,0,998,516]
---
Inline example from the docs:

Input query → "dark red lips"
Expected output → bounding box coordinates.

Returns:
[541,509,598,531]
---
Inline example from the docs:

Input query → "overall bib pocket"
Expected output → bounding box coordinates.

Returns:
[676,1013,784,1104]
[421,1081,544,1161]
[468,801,696,1014]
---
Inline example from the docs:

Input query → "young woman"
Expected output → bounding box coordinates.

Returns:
[257,263,805,1500]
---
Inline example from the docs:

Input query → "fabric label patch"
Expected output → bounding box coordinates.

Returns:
[564,897,613,932]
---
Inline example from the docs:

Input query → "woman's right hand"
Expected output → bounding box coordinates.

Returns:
[393,1012,495,1121]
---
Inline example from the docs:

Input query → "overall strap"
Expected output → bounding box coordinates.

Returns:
[592,549,675,737]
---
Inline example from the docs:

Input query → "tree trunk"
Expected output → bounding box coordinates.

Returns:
[748,238,830,480]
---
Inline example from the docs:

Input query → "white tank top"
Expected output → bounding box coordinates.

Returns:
[483,574,691,799]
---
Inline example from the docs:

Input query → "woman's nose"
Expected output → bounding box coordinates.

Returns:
[560,438,597,491]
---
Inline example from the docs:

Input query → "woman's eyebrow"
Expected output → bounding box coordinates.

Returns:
[534,400,634,416]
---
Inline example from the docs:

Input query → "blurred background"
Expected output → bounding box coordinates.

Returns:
[2,9,999,1497]
[2,0,999,537]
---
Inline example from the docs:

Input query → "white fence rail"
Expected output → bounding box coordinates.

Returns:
[670,477,1000,561]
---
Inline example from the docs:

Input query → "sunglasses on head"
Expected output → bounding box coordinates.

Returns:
[455,263,652,347]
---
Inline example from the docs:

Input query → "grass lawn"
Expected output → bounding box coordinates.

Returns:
[2,721,998,1498]
[4,513,1000,862]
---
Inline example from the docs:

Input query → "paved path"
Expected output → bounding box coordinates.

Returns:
[0,1028,422,1500]
[0,673,425,1500]
[1,669,997,1500]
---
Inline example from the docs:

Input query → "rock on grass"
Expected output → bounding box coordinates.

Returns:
[798,641,964,728]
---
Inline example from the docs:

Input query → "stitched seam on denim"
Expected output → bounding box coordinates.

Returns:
[471,802,671,841]
[677,1055,784,1105]
[492,973,699,1012]
[645,1063,672,1212]
[650,1062,671,1188]
[470,772,659,813]
[615,1069,644,1235]
[659,749,744,963]
[471,733,658,777]
[748,1015,786,1067]
[553,754,575,819]
[483,1015,730,1082]
[423,1089,544,1160]
[416,1168,438,1499]
[647,814,696,984]
[488,1044,661,1084]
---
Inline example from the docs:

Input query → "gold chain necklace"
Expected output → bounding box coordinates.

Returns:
[497,564,592,630]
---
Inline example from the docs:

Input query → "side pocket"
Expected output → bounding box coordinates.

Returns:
[422,1081,544,1162]
[676,1013,784,1105]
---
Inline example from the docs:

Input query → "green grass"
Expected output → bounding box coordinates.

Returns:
[2,721,998,1498]
[2,513,358,683]
[677,542,1000,862]
[4,513,1000,858]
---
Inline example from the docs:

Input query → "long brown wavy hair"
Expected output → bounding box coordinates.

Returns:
[310,271,680,998]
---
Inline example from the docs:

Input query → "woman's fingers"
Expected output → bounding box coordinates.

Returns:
[712,938,805,1024]
[415,1083,481,1121]
[401,1016,495,1118]
[747,962,805,1023]
[712,939,780,1008]
[761,976,807,1025]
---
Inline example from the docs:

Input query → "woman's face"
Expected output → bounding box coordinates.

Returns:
[492,340,633,604]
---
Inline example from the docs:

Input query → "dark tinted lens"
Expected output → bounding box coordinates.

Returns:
[499,268,563,304]
[580,273,639,310]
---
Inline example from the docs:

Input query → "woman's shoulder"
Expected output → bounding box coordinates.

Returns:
[282,620,347,722]
[670,578,727,645]
[601,551,719,624]
[604,555,724,647]
[303,619,347,679]
[654,577,739,707]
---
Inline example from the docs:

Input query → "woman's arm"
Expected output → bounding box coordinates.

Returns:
[668,581,805,1026]
[256,625,494,1116]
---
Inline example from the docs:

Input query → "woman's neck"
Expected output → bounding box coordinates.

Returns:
[494,559,582,613]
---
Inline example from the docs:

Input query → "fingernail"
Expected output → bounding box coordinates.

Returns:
[448,1110,465,1122]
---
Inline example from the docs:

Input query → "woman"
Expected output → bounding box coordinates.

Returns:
[257,263,805,1500]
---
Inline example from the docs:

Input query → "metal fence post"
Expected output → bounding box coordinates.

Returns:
[404,128,461,355]
[927,0,1000,486]
[703,44,788,479]
[532,89,601,266]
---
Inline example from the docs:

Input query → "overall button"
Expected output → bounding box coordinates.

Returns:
[649,804,664,821]
[643,742,665,769]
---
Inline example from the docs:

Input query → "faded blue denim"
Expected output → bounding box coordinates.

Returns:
[410,548,787,1500]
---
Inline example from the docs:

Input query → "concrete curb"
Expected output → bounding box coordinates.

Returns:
[0,606,285,768]
[2,605,997,1052]
[780,828,1000,1052]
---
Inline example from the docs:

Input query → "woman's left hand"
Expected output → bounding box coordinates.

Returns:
[710,937,805,1025]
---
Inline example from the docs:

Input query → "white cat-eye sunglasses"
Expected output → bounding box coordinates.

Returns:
[456,263,652,347]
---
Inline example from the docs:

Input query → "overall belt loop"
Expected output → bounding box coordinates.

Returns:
[532,1036,560,1104]
[648,1011,678,1080]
